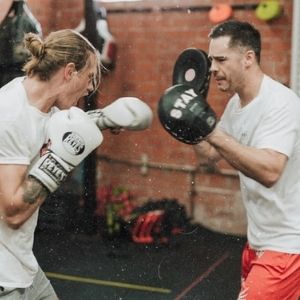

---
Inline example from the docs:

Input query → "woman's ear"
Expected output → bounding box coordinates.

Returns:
[64,62,77,80]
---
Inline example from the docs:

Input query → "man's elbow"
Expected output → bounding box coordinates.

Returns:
[261,171,281,188]
[261,151,287,188]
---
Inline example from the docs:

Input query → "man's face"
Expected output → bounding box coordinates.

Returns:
[208,36,247,93]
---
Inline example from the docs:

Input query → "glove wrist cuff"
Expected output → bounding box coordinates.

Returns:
[29,152,74,193]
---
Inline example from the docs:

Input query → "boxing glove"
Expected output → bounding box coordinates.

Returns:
[29,107,103,193]
[87,97,153,131]
[158,84,217,144]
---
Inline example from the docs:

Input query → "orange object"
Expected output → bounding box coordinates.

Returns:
[239,243,300,299]
[131,210,164,244]
[209,4,233,24]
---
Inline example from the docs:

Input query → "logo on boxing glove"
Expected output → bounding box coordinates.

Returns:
[206,115,216,127]
[62,132,85,155]
[38,153,69,184]
[158,83,217,144]
[169,88,198,119]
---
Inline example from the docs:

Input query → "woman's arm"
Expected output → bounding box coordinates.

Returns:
[0,164,49,229]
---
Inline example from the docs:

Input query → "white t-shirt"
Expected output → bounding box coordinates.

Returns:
[219,75,300,253]
[0,77,56,288]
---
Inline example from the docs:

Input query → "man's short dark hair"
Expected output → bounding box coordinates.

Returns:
[209,20,261,63]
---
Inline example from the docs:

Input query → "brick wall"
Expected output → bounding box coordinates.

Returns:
[26,0,292,236]
[27,0,83,35]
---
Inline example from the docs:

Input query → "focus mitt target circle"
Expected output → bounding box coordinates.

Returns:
[158,84,217,145]
[172,48,211,98]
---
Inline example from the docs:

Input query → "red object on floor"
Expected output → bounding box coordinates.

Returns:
[131,210,164,244]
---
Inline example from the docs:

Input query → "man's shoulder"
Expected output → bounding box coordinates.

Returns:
[264,75,298,98]
[262,75,300,108]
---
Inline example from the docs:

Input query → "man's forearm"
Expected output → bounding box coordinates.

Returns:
[206,128,287,187]
[193,140,221,166]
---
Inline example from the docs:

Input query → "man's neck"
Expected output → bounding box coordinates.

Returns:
[238,70,264,107]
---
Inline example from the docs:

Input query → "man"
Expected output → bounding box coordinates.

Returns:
[0,29,152,299]
[193,20,300,300]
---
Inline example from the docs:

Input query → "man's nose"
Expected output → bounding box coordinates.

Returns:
[209,60,218,73]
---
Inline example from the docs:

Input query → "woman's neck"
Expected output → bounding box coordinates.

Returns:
[22,75,62,113]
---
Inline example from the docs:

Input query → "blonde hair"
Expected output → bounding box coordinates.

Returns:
[23,29,101,90]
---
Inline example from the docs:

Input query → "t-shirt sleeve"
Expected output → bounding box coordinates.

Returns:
[0,121,31,164]
[252,100,299,157]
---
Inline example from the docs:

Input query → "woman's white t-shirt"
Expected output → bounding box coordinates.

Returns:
[0,77,56,288]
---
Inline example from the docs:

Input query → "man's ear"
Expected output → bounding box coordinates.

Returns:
[64,62,77,80]
[244,50,255,67]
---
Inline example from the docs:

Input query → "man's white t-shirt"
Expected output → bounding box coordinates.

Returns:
[0,77,56,288]
[219,75,300,253]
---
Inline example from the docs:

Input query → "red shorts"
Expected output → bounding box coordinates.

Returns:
[238,243,300,300]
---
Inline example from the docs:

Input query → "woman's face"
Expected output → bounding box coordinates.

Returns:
[57,53,99,109]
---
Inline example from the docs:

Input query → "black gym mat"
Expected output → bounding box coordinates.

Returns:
[33,225,246,300]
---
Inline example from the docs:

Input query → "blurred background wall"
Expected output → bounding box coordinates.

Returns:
[26,0,293,235]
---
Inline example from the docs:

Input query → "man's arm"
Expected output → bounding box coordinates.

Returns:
[0,164,48,229]
[193,140,221,167]
[206,128,287,187]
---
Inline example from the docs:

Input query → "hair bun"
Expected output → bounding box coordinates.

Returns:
[24,33,45,59]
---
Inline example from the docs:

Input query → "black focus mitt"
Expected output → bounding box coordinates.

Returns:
[172,48,211,99]
[158,84,216,145]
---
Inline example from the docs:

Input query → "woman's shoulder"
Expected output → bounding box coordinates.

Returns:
[0,77,27,121]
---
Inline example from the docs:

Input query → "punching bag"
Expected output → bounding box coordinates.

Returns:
[75,3,117,70]
[95,7,117,70]
[0,0,42,87]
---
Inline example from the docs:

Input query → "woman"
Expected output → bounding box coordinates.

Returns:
[0,29,101,299]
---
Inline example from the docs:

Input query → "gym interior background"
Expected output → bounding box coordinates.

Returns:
[1,0,297,299]
[26,0,293,236]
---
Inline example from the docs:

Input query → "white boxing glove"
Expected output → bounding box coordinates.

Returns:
[87,97,153,131]
[29,107,103,193]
